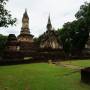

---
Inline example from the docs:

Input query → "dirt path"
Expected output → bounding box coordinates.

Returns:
[51,62,82,76]
[55,62,82,70]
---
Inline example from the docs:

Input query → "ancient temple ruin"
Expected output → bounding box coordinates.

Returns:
[3,10,65,62]
[4,10,63,60]
[17,9,34,51]
[5,34,19,51]
[40,15,62,49]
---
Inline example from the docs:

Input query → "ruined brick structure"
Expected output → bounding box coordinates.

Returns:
[40,15,62,49]
[17,9,34,51]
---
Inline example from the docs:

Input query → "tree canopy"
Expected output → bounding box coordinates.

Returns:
[0,0,16,27]
[58,2,90,56]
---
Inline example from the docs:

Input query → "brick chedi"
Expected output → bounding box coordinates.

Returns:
[40,15,62,49]
[17,9,34,51]
[5,34,19,51]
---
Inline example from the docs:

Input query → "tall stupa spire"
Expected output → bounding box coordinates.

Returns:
[25,8,27,12]
[48,14,51,24]
[47,14,52,31]
[18,9,34,45]
[21,9,30,35]
[22,9,29,20]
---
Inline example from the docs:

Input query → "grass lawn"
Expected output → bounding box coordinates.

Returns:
[0,60,90,90]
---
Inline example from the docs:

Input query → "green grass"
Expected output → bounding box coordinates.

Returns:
[0,60,90,90]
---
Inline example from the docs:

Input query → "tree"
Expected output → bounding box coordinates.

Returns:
[75,2,90,31]
[57,2,90,56]
[0,0,16,27]
[0,34,7,56]
[57,22,72,55]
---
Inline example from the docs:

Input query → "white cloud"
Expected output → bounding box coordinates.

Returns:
[0,0,90,37]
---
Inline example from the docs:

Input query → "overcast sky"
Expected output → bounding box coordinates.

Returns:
[0,0,89,37]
